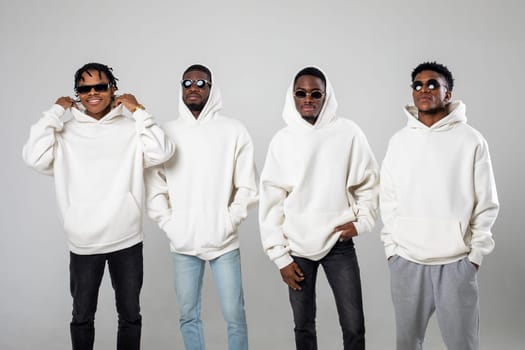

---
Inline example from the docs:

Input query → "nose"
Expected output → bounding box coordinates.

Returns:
[419,82,433,93]
[304,94,314,102]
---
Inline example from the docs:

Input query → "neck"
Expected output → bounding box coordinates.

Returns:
[417,108,448,127]
[191,110,201,119]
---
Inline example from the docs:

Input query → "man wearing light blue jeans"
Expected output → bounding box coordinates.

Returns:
[172,249,246,349]
[146,64,258,350]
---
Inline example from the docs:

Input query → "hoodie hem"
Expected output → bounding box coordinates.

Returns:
[67,233,143,255]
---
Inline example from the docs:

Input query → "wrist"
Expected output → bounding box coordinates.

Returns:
[132,103,145,113]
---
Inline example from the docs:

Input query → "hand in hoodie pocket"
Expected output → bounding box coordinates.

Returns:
[393,216,469,262]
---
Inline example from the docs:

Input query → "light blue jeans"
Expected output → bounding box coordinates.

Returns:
[172,249,248,350]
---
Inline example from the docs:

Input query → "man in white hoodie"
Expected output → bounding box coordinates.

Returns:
[380,61,499,350]
[22,62,175,350]
[259,67,379,350]
[145,64,258,350]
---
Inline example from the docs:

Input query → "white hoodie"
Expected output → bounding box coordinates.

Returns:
[259,75,379,269]
[23,104,175,254]
[145,81,258,260]
[380,101,499,266]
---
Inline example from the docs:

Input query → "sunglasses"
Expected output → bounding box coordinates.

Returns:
[181,79,212,89]
[75,83,111,94]
[294,89,325,99]
[411,79,447,92]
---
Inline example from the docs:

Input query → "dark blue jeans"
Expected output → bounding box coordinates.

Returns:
[69,242,143,350]
[289,239,365,350]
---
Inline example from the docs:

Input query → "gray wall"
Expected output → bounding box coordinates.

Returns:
[1,0,524,349]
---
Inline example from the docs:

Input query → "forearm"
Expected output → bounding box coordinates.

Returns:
[133,109,175,167]
[349,168,379,234]
[145,166,172,227]
[22,104,65,175]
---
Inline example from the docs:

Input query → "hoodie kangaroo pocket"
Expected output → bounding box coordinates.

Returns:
[283,208,356,255]
[63,192,141,248]
[393,217,468,262]
[165,208,235,252]
[163,209,195,252]
[199,208,236,249]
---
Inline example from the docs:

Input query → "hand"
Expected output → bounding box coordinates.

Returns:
[55,96,77,110]
[280,262,304,291]
[334,221,357,241]
[114,93,141,112]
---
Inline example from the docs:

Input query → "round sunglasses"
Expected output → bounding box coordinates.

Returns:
[411,79,448,92]
[294,89,325,99]
[181,79,212,89]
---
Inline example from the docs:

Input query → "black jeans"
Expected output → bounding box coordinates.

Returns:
[289,239,365,350]
[69,242,143,350]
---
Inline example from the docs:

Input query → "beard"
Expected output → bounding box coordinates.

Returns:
[302,116,318,125]
[187,102,206,112]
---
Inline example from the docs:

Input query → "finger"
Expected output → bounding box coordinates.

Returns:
[334,224,348,232]
[293,265,304,277]
[288,279,302,291]
[114,96,123,106]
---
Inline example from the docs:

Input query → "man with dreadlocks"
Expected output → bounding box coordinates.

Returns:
[22,62,175,350]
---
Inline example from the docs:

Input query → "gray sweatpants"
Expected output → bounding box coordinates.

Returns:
[389,255,479,350]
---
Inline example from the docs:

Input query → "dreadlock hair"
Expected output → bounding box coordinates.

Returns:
[74,63,119,92]
[183,64,212,82]
[411,61,454,91]
[294,67,326,88]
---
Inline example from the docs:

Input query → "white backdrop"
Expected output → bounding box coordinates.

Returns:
[1,0,524,349]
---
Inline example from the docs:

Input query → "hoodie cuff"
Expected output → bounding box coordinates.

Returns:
[468,249,484,266]
[274,254,294,270]
[50,104,66,117]
[352,220,364,235]
[44,104,66,130]
[132,109,155,132]
[384,244,396,259]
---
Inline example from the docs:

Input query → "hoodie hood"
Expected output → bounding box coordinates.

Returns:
[178,77,223,124]
[71,104,124,124]
[282,69,338,130]
[404,100,467,131]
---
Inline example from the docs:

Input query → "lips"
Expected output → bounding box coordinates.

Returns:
[186,93,201,100]
[86,98,102,105]
[301,104,316,112]
[417,96,433,103]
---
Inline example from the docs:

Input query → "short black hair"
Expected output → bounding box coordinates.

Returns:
[74,62,118,91]
[411,61,454,91]
[183,64,212,82]
[294,67,326,87]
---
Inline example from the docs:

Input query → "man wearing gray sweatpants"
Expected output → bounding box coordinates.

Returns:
[380,61,499,350]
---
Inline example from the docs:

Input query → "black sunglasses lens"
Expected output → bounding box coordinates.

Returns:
[196,80,207,88]
[427,79,439,90]
[182,80,192,88]
[76,86,89,94]
[412,81,423,91]
[294,90,307,98]
[93,84,109,92]
[311,91,323,99]
[76,84,109,94]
